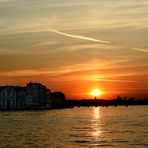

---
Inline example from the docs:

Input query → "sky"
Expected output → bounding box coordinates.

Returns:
[0,0,148,99]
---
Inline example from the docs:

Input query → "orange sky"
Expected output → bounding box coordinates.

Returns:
[0,0,148,99]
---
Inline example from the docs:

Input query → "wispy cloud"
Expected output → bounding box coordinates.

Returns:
[0,58,145,77]
[31,41,57,48]
[49,29,110,44]
[0,68,142,84]
[87,78,139,83]
[132,48,148,53]
[48,43,117,53]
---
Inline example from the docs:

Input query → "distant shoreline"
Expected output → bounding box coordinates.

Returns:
[0,104,147,112]
[66,98,148,108]
[0,106,72,111]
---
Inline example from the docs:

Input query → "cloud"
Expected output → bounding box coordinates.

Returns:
[87,78,139,83]
[0,59,148,85]
[0,68,142,84]
[31,41,57,48]
[48,43,117,53]
[87,74,141,83]
[132,48,148,53]
[49,29,110,44]
[0,58,142,77]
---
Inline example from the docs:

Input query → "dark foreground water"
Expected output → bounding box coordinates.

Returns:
[0,106,147,148]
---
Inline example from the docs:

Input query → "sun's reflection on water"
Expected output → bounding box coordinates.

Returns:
[91,107,102,140]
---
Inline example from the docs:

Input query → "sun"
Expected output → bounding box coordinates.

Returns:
[91,89,102,97]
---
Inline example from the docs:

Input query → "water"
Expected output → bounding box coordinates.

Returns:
[0,106,147,148]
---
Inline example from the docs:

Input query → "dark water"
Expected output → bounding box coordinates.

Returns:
[0,106,147,148]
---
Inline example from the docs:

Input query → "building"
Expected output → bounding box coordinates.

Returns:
[51,92,66,108]
[0,86,17,109]
[0,86,27,109]
[0,82,66,110]
[26,82,47,107]
[45,88,52,108]
[16,87,26,109]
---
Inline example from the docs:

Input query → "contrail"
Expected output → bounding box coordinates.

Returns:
[49,29,110,44]
[132,48,148,53]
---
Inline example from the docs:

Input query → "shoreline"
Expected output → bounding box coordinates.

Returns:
[0,104,147,112]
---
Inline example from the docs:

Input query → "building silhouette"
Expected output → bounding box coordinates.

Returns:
[0,82,66,110]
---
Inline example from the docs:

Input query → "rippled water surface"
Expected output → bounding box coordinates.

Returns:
[0,106,147,148]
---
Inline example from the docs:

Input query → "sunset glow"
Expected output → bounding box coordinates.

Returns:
[91,89,102,97]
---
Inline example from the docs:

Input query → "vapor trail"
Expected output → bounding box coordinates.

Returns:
[49,29,110,44]
[132,48,148,53]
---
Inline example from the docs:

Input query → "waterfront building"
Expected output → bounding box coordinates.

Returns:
[45,88,52,108]
[0,82,66,110]
[0,86,17,109]
[16,87,26,109]
[26,82,47,107]
[51,92,66,108]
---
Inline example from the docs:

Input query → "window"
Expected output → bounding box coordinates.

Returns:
[13,100,15,105]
